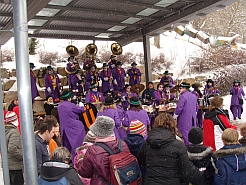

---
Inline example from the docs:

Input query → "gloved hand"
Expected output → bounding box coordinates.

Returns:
[173,114,178,119]
[122,96,126,101]
[76,83,79,86]
[47,87,52,93]
[79,102,84,107]
[91,76,94,79]
[113,79,118,85]
[104,77,109,81]
[111,64,115,68]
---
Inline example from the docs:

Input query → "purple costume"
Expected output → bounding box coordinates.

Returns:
[175,91,198,145]
[230,86,245,119]
[160,76,174,85]
[116,104,127,139]
[83,60,95,71]
[121,91,137,110]
[66,62,76,89]
[85,92,104,104]
[192,90,203,128]
[112,67,126,92]
[108,59,117,70]
[97,108,121,139]
[152,90,165,106]
[57,100,85,161]
[30,70,39,104]
[204,85,220,96]
[70,74,83,97]
[85,70,99,92]
[100,69,114,94]
[123,109,150,140]
[127,67,141,86]
[44,73,61,100]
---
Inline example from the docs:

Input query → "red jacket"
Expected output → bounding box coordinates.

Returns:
[13,106,20,133]
[77,139,129,185]
[203,108,236,151]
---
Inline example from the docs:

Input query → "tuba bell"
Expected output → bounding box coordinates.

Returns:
[111,43,122,55]
[66,45,79,56]
[85,43,98,56]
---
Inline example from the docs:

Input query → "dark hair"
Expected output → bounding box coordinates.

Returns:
[38,115,58,134]
[129,104,143,112]
[157,83,163,89]
[148,82,153,85]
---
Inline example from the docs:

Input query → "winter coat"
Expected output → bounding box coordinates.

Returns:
[44,102,54,115]
[124,134,144,157]
[38,161,82,185]
[214,144,246,185]
[5,124,23,170]
[77,138,129,185]
[187,144,215,185]
[137,127,204,185]
[203,108,237,151]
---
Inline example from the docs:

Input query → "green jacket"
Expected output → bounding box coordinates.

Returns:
[5,124,23,170]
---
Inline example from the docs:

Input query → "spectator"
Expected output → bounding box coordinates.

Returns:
[214,128,246,185]
[77,116,129,184]
[5,111,24,185]
[8,97,18,111]
[239,123,246,147]
[137,113,204,185]
[187,127,214,185]
[44,95,54,115]
[38,147,82,185]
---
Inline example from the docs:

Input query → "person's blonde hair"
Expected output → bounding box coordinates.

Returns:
[209,96,223,111]
[240,123,246,137]
[153,113,177,135]
[222,128,239,145]
[99,104,116,112]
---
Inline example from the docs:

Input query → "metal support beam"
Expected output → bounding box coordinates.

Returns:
[142,32,152,84]
[12,0,38,184]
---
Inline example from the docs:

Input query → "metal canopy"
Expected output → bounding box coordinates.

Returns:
[0,0,239,46]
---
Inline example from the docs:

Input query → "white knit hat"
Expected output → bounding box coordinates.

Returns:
[5,111,18,127]
[90,116,115,137]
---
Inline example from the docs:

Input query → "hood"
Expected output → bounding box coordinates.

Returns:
[40,161,71,181]
[204,108,226,119]
[187,146,213,161]
[147,127,176,149]
[124,134,144,155]
[215,145,246,172]
[5,124,16,133]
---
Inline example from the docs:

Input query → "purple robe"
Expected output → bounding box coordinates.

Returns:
[57,100,85,161]
[108,59,117,70]
[160,76,174,85]
[152,90,165,106]
[30,70,39,104]
[123,109,150,140]
[70,74,83,97]
[117,104,127,140]
[121,91,137,110]
[83,60,95,71]
[44,73,61,100]
[127,67,141,86]
[100,69,114,94]
[66,62,76,88]
[192,90,203,128]
[204,85,220,96]
[85,71,99,92]
[175,91,198,145]
[230,86,245,119]
[85,92,104,104]
[112,67,126,92]
[97,108,121,139]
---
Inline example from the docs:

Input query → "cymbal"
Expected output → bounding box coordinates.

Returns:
[131,84,145,93]
[170,86,179,93]
[208,86,220,91]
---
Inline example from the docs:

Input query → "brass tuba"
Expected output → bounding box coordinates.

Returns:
[111,43,122,55]
[66,45,79,56]
[85,43,98,55]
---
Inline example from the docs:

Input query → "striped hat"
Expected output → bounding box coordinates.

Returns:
[5,111,18,127]
[130,119,146,137]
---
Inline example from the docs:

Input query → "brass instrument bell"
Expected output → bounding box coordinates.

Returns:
[66,45,79,56]
[111,43,122,55]
[85,44,98,55]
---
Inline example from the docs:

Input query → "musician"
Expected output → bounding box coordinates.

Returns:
[85,64,99,93]
[192,83,203,128]
[83,56,95,71]
[66,56,76,89]
[160,70,174,86]
[85,83,104,104]
[173,82,198,145]
[105,89,114,98]
[108,55,117,70]
[30,63,39,104]
[70,69,84,99]
[44,66,61,102]
[112,61,126,92]
[142,82,155,102]
[163,84,175,101]
[230,79,246,120]
[121,84,137,110]
[127,62,141,86]
[57,90,85,162]
[152,83,166,106]
[100,63,114,95]
[204,79,220,97]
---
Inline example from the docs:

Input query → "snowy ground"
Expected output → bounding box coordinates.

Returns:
[0,155,3,185]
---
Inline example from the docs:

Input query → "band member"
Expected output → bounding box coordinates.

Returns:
[66,56,76,89]
[85,83,104,104]
[44,66,61,102]
[121,84,137,110]
[30,63,39,104]
[230,79,245,120]
[85,64,99,93]
[83,56,95,71]
[70,69,84,99]
[152,83,166,106]
[160,71,174,86]
[127,62,141,86]
[108,55,117,70]
[142,82,155,102]
[112,61,126,92]
[192,83,203,128]
[100,63,114,95]
[163,84,175,101]
[57,90,85,162]
[173,82,198,145]
[204,79,220,97]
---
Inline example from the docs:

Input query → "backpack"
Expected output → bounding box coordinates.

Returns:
[96,140,143,185]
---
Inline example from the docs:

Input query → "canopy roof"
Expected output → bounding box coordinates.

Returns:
[0,0,238,46]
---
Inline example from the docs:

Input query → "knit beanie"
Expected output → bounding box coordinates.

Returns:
[83,130,96,143]
[89,116,115,137]
[188,127,203,144]
[5,111,18,127]
[130,119,146,137]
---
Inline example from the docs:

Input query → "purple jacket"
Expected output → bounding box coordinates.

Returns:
[70,74,83,95]
[30,70,39,103]
[123,109,150,140]
[127,67,141,86]
[44,73,60,99]
[100,69,114,93]
[66,62,76,87]
[83,60,94,71]
[121,91,137,109]
[230,86,245,106]
[160,76,174,85]
[112,68,126,92]
[108,59,117,70]
[116,104,127,140]
[175,91,198,145]
[97,108,121,138]
[85,92,104,103]
[204,85,220,96]
[152,90,165,106]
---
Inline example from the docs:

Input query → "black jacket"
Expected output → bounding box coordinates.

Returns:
[142,88,155,101]
[39,161,82,185]
[137,127,204,185]
[124,134,144,157]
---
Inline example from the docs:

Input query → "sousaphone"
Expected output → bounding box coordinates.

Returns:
[111,43,122,55]
[85,43,98,56]
[66,45,79,56]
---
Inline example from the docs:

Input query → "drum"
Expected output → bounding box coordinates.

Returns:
[142,104,155,113]
[198,98,206,109]
[166,102,177,113]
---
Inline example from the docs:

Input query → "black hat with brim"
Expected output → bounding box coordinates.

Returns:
[114,96,121,103]
[90,83,97,89]
[110,55,116,59]
[116,61,122,66]
[47,66,53,71]
[131,62,137,66]
[179,82,190,89]
[234,79,240,83]
[164,71,169,75]
[61,90,72,100]
[206,79,213,83]
[30,63,35,69]
[103,96,114,105]
[129,96,140,106]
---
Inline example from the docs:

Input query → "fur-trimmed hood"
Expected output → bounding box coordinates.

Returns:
[188,146,213,161]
